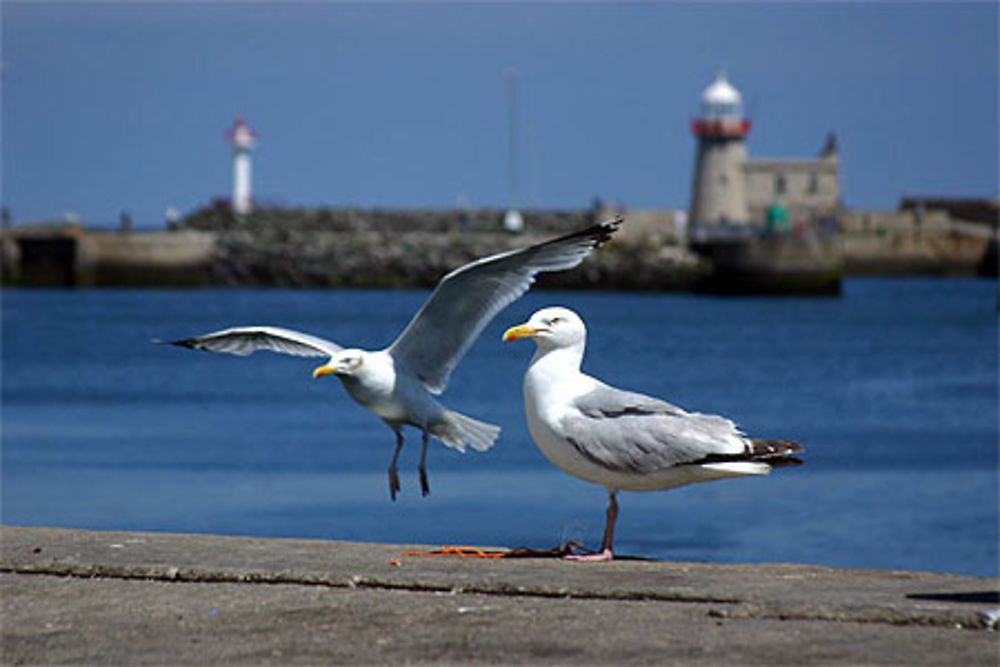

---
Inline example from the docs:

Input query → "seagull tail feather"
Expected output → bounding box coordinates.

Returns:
[436,411,501,453]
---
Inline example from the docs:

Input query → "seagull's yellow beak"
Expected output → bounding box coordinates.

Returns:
[502,323,541,342]
[313,364,337,379]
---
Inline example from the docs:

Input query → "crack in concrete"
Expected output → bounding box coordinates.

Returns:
[0,562,740,604]
[5,562,996,630]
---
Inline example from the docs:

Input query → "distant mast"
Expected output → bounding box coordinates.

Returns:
[503,68,524,233]
[689,69,751,226]
[227,116,258,216]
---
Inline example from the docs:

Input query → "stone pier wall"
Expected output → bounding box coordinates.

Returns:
[2,204,994,288]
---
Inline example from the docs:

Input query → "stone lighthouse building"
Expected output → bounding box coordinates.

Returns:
[689,70,841,230]
[689,70,752,226]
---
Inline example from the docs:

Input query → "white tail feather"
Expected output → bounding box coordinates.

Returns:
[700,461,771,478]
[435,410,501,453]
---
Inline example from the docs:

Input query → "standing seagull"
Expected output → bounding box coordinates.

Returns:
[166,218,621,500]
[503,306,803,561]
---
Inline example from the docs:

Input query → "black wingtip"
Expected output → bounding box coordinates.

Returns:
[546,215,624,250]
[749,439,805,458]
[158,337,199,350]
[592,215,624,247]
[691,440,805,469]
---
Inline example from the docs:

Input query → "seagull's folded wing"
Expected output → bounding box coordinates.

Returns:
[560,384,747,474]
[167,326,343,358]
[389,217,622,394]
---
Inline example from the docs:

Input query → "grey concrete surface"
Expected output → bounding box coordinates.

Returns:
[2,526,998,665]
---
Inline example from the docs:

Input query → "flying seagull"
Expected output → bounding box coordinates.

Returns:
[166,218,621,500]
[503,306,803,561]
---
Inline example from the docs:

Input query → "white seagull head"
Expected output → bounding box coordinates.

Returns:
[502,306,586,351]
[313,349,367,379]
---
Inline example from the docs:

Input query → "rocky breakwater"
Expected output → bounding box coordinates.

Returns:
[184,207,708,290]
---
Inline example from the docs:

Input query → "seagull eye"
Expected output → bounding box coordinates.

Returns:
[549,316,563,325]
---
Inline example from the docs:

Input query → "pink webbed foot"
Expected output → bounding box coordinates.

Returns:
[564,548,614,562]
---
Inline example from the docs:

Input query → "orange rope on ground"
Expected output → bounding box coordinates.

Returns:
[402,545,507,559]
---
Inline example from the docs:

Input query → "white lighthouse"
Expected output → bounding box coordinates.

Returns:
[226,115,257,216]
[689,70,751,226]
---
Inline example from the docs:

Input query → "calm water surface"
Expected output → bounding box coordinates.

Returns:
[2,279,997,575]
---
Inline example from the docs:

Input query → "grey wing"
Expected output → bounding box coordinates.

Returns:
[562,384,748,474]
[166,326,342,358]
[388,216,622,394]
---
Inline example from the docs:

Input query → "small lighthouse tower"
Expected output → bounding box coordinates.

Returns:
[226,116,258,216]
[689,70,751,226]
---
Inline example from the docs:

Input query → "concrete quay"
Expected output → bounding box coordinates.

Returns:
[3,527,998,665]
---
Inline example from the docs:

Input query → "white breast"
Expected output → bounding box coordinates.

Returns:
[522,349,607,482]
[341,351,441,427]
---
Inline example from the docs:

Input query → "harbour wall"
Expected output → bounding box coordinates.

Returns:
[840,209,997,276]
[0,208,707,290]
[1,205,995,289]
[1,227,216,288]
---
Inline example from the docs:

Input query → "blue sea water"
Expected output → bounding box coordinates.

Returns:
[2,279,997,576]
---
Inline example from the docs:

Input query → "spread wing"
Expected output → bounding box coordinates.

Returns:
[388,217,622,394]
[560,383,748,475]
[165,326,342,358]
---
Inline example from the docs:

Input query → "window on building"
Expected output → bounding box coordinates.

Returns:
[808,173,819,194]
[775,174,786,196]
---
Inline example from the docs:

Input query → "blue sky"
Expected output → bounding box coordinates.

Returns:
[3,2,997,227]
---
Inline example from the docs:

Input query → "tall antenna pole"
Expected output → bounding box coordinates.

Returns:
[503,68,523,232]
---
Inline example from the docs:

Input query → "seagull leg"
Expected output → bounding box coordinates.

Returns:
[565,491,617,562]
[600,491,619,553]
[418,430,431,497]
[388,431,404,501]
